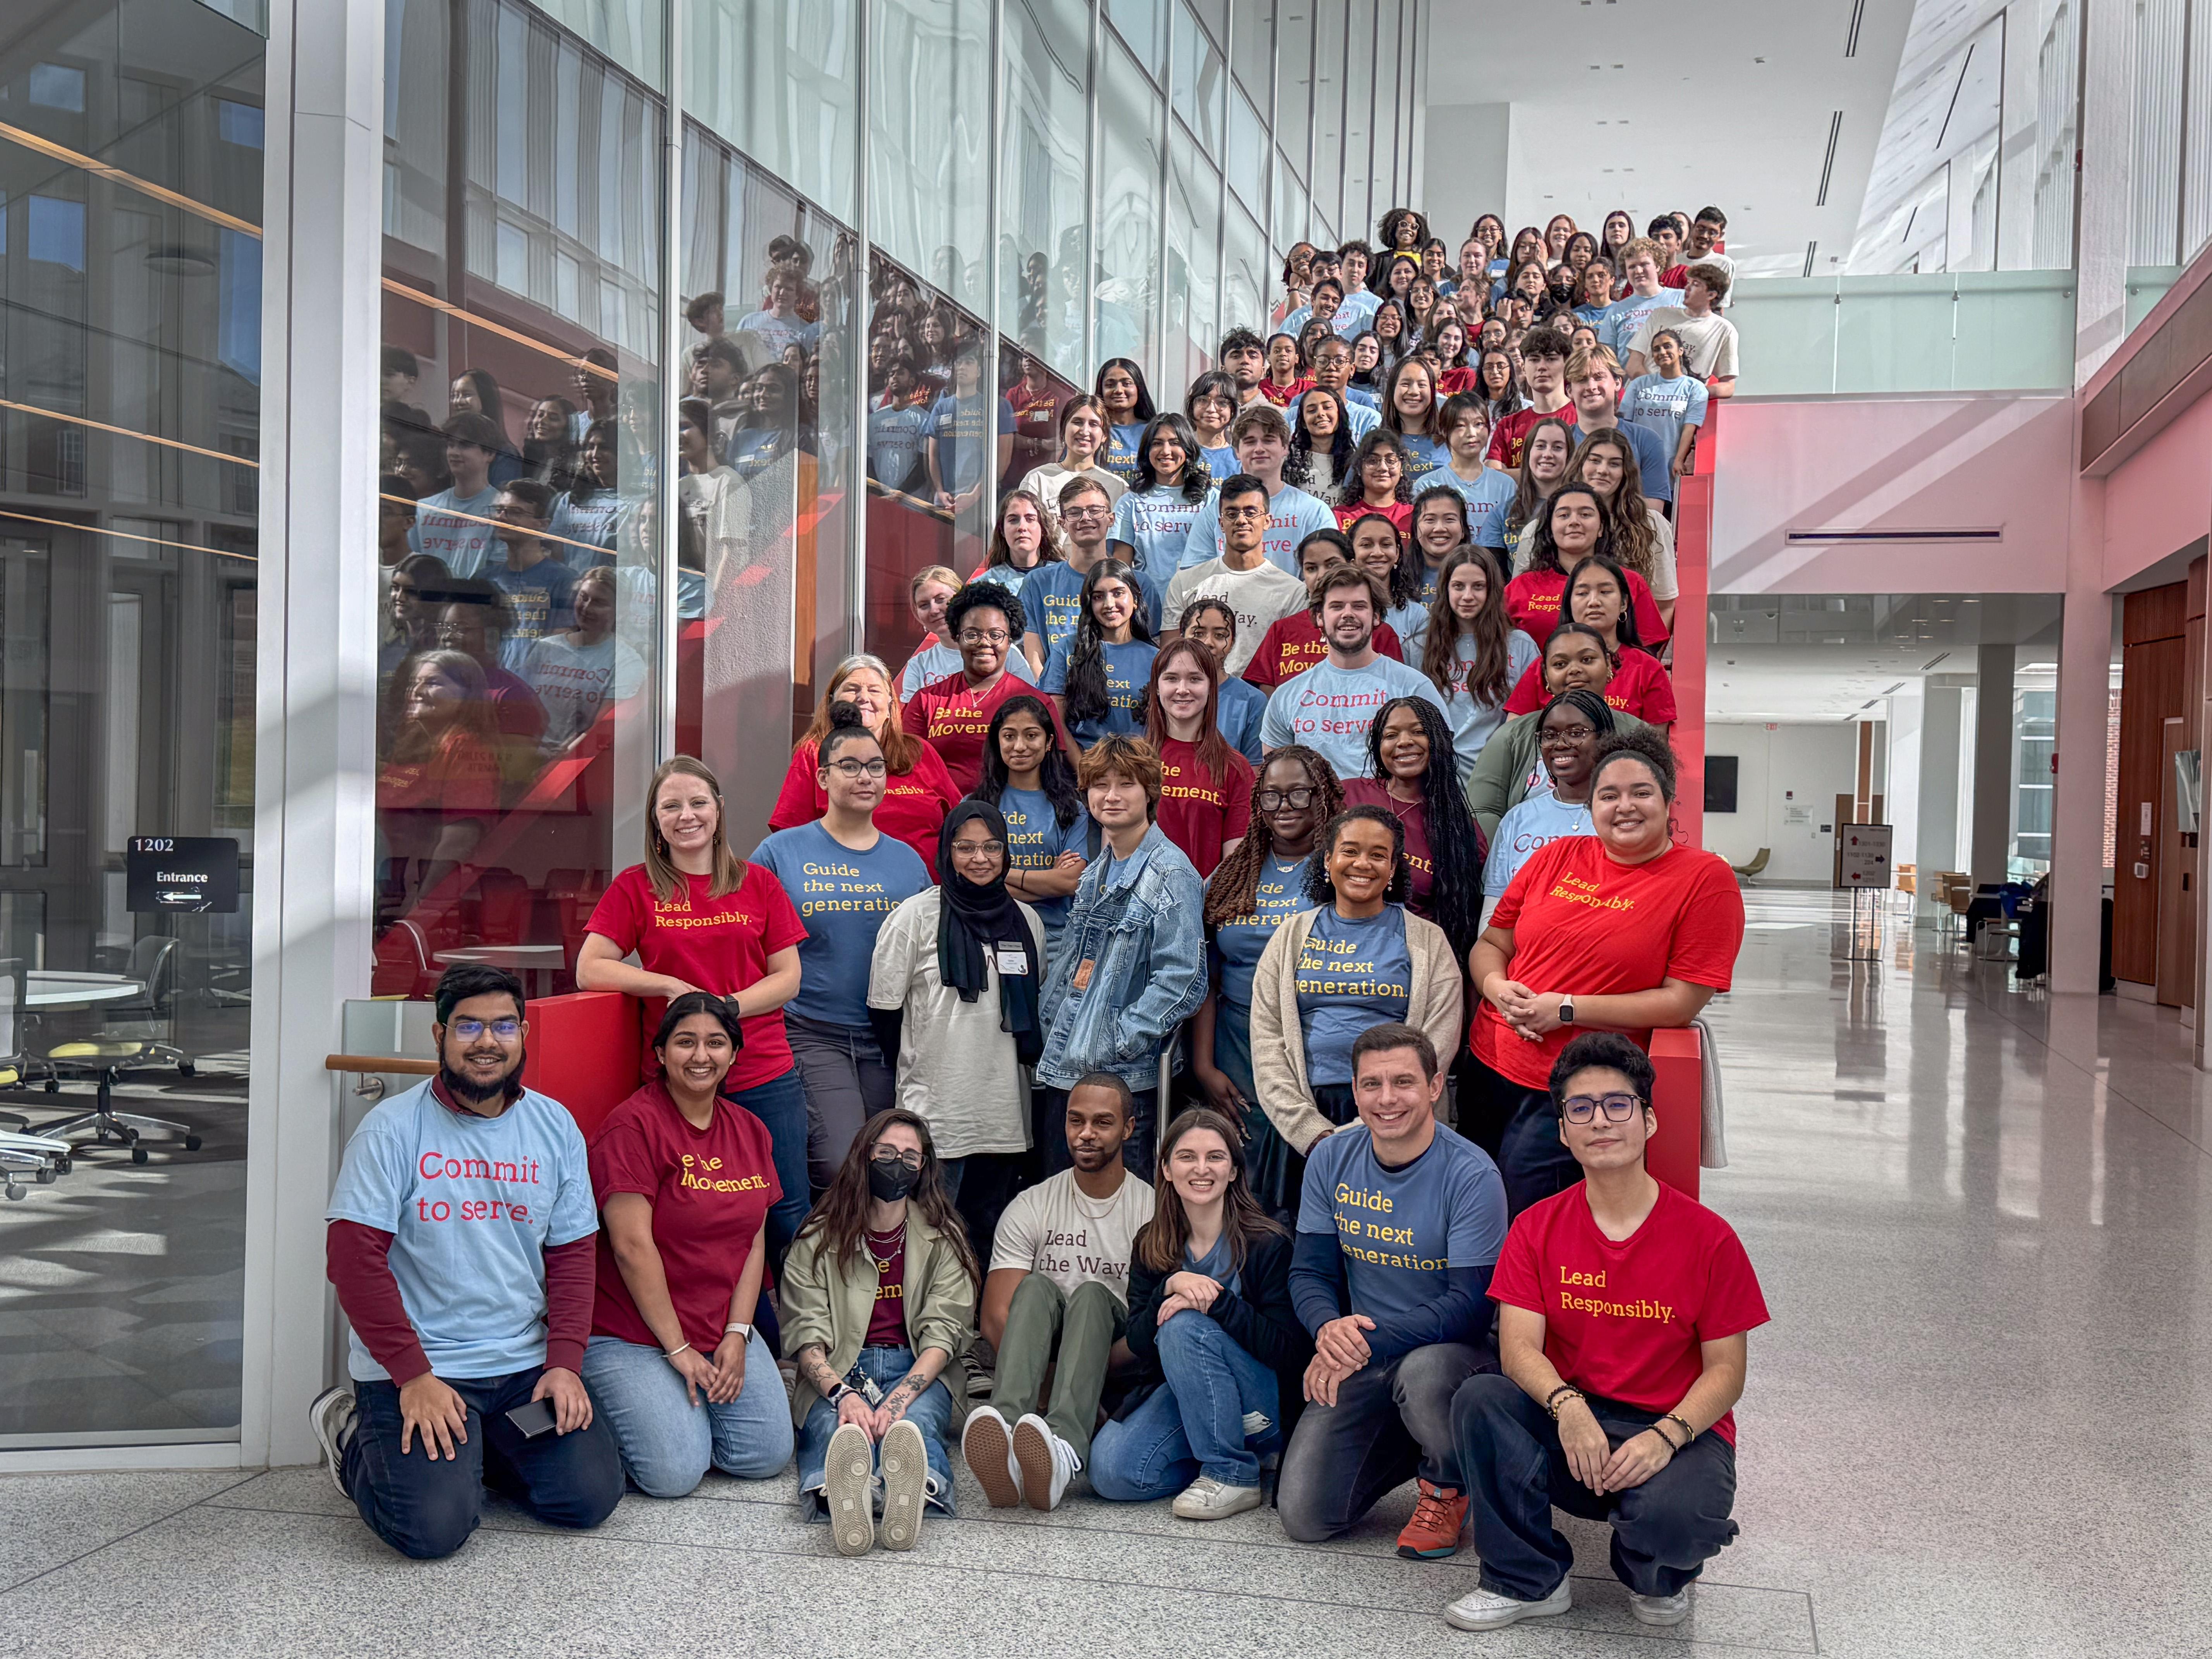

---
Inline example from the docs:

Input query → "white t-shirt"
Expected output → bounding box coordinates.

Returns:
[867,888,1044,1159]
[989,1167,1156,1306]
[1160,556,1310,675]
[1020,463,1128,524]
[1628,308,1739,380]
[1259,655,1452,784]
[518,632,647,749]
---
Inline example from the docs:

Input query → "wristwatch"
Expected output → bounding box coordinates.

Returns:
[725,1321,754,1342]
[1558,995,1576,1025]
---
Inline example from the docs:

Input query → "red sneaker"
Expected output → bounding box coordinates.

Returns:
[1396,1479,1469,1559]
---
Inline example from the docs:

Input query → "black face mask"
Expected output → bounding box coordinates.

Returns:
[868,1156,921,1204]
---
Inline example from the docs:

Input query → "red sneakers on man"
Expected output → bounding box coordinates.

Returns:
[1396,1479,1469,1559]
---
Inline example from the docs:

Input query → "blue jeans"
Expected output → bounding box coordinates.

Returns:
[1089,1309,1280,1499]
[725,1066,810,1273]
[340,1366,623,1559]
[579,1331,794,1498]
[794,1346,957,1519]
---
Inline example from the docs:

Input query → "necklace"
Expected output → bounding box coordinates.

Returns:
[865,1223,905,1274]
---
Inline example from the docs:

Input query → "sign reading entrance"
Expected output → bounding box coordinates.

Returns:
[127,836,240,913]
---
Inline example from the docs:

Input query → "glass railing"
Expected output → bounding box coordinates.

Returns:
[2126,265,2186,334]
[1729,271,2076,397]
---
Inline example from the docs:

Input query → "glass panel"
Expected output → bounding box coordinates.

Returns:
[1310,0,1343,234]
[1001,0,1091,383]
[1226,87,1266,218]
[1222,203,1266,336]
[527,0,665,90]
[677,116,860,845]
[1725,273,2076,395]
[1166,134,1222,385]
[1371,0,1398,208]
[1341,0,1371,242]
[1097,39,1164,373]
[1171,0,1226,158]
[2127,0,2186,268]
[1106,0,1166,75]
[1274,0,1313,179]
[1230,0,1274,105]
[868,0,991,314]
[683,0,860,224]
[0,0,263,1446]
[2127,264,2186,331]
[377,0,663,996]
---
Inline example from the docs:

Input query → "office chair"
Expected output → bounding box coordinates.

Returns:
[40,937,201,1164]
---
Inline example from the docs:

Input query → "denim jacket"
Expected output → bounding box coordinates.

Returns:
[1036,824,1207,1089]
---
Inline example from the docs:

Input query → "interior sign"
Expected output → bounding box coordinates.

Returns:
[127,836,240,913]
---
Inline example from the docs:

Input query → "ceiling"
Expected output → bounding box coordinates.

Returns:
[1421,0,1916,276]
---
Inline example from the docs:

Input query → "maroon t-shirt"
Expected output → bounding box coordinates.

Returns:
[1342,778,1437,915]
[863,1223,908,1347]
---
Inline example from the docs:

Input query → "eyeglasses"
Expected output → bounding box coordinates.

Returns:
[1220,505,1269,522]
[1562,1092,1644,1125]
[957,629,1011,646]
[1539,725,1596,747]
[951,839,1005,857]
[1255,787,1318,810]
[1062,505,1112,522]
[448,1017,521,1041]
[826,757,888,779]
[871,1148,925,1171]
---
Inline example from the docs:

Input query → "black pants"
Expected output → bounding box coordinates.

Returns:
[1036,1083,1159,1179]
[1453,1374,1739,1601]
[1464,1050,1578,1216]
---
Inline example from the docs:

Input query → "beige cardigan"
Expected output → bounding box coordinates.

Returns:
[1248,905,1463,1154]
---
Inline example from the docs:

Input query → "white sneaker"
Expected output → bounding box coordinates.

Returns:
[823,1422,875,1556]
[306,1386,356,1498]
[1630,1587,1691,1626]
[1171,1474,1264,1520]
[962,1404,1022,1508]
[1240,1409,1273,1438]
[1011,1412,1079,1511]
[877,1419,930,1551]
[1442,1580,1572,1632]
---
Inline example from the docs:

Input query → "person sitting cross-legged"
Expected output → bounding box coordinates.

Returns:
[1444,1031,1770,1633]
[1276,1024,1508,1558]
[964,1075,1157,1511]
[310,964,622,1559]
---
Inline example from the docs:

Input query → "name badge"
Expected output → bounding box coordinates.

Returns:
[996,941,1030,976]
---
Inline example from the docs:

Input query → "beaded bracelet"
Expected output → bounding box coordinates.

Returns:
[1544,1384,1584,1419]
[1662,1413,1695,1448]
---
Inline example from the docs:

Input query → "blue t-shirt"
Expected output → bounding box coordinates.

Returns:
[1298,388,1379,439]
[1019,562,1167,658]
[1178,482,1337,577]
[1110,486,1209,578]
[750,821,931,1027]
[1621,372,1709,479]
[925,391,1015,494]
[1435,465,1517,549]
[489,558,578,666]
[1344,385,1382,412]
[326,1080,598,1382]
[1208,852,1312,1012]
[1041,637,1158,747]
[1482,790,1593,901]
[1297,1122,1508,1324]
[410,484,501,576]
[1218,675,1267,764]
[1103,422,1146,482]
[997,785,1091,932]
[1602,288,1685,357]
[1200,442,1240,480]
[1590,418,1676,507]
[1293,903,1413,1085]
[725,426,790,481]
[1397,432,1449,481]
[869,397,933,489]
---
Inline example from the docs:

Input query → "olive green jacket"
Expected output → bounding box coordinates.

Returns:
[1466,706,1653,840]
[777,1200,975,1426]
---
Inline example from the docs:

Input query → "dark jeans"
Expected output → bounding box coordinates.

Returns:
[1466,1051,1577,1216]
[340,1367,623,1559]
[1036,1084,1159,1180]
[1276,1341,1493,1542]
[941,1151,1026,1267]
[1453,1374,1739,1601]
[725,1065,810,1274]
[784,1012,895,1196]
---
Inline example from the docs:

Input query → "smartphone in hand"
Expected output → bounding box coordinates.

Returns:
[503,1398,558,1439]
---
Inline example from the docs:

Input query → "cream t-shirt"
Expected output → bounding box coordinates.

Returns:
[988,1167,1156,1306]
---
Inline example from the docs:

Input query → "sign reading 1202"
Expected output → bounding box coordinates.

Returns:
[126,836,240,913]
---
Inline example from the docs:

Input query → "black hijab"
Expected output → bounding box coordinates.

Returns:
[936,799,1042,1063]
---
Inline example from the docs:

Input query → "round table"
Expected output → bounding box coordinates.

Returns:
[432,945,568,999]
[24,972,145,1012]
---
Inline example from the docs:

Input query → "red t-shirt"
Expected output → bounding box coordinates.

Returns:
[1241,614,1406,689]
[1341,779,1437,914]
[863,1223,907,1346]
[767,738,963,873]
[1489,1181,1769,1445]
[1486,403,1576,470]
[584,863,809,1091]
[1259,376,1317,408]
[587,1081,781,1353]
[1504,646,1677,724]
[1333,499,1415,538]
[1474,836,1745,1087]
[1436,367,1480,398]
[1155,738,1255,877]
[900,669,1064,794]
[1506,568,1670,649]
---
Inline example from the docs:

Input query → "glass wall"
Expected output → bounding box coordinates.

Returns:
[0,0,263,1444]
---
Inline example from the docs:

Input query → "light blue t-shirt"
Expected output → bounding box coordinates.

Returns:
[1208,852,1312,1013]
[1178,482,1337,577]
[490,558,578,668]
[1294,903,1413,1085]
[751,821,931,1027]
[1344,386,1382,412]
[1297,388,1379,439]
[1602,288,1685,357]
[1020,562,1167,659]
[1434,465,1517,549]
[925,391,1015,494]
[1111,486,1210,578]
[1297,1122,1508,1324]
[409,484,501,576]
[1439,628,1543,769]
[733,310,819,357]
[1483,790,1593,902]
[1397,432,1449,482]
[549,489,624,565]
[1621,372,1709,476]
[1385,598,1430,659]
[1218,675,1267,764]
[1259,656,1451,784]
[997,785,1092,934]
[1103,422,1146,482]
[326,1080,598,1382]
[1200,443,1240,480]
[1042,637,1158,747]
[869,398,933,489]
[900,637,1038,699]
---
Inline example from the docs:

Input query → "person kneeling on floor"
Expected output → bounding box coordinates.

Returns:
[311,964,622,1560]
[783,1109,977,1556]
[1444,1031,1770,1633]
[1277,1024,1508,1558]
[964,1075,1156,1511]
[1088,1107,1312,1518]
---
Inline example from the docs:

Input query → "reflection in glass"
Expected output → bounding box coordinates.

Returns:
[1171,0,1227,156]
[1097,40,1165,371]
[1001,0,1091,382]
[1166,134,1223,385]
[868,0,991,316]
[1310,0,1346,235]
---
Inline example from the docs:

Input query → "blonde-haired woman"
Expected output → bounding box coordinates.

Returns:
[769,654,962,868]
[578,755,810,1270]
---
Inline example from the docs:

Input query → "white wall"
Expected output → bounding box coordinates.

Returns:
[1420,102,1511,246]
[1705,721,1866,883]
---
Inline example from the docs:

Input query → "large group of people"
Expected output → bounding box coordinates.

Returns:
[333,198,1764,1636]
